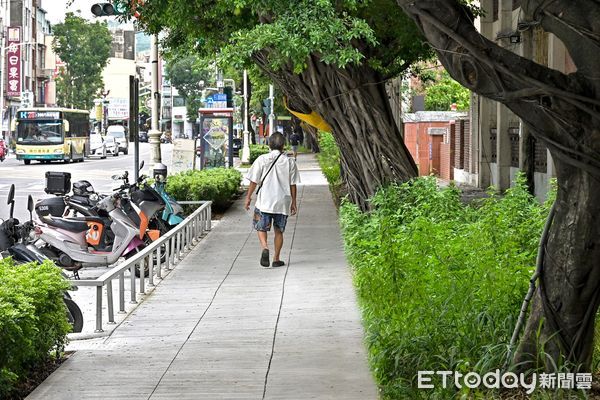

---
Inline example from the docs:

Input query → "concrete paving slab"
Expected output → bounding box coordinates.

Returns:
[26,154,377,400]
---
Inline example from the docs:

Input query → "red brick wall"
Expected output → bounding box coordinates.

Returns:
[403,121,455,178]
[404,123,418,166]
[440,123,455,180]
[462,120,471,173]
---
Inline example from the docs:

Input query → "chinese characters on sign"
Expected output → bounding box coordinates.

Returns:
[6,27,21,97]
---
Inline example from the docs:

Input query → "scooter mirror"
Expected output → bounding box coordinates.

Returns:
[7,184,14,205]
[139,160,144,171]
[7,184,14,218]
[111,174,121,180]
[27,195,34,216]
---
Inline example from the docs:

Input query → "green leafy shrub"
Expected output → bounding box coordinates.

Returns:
[340,175,551,398]
[316,132,344,204]
[249,144,270,163]
[424,70,471,111]
[166,167,242,210]
[0,259,70,398]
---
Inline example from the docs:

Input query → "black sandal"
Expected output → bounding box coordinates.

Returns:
[271,260,285,267]
[260,249,270,267]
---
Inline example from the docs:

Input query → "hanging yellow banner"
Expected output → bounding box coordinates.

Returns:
[284,98,332,132]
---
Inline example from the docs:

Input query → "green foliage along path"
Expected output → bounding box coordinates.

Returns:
[340,177,553,398]
[0,259,71,398]
[166,168,242,212]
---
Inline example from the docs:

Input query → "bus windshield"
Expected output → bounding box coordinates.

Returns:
[17,120,63,145]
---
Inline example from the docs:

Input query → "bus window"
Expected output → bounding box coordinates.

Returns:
[17,120,63,144]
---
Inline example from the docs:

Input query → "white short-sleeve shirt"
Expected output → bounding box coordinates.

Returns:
[246,150,301,215]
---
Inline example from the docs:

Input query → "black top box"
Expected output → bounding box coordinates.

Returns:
[45,171,71,195]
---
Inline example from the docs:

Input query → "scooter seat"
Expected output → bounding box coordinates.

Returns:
[41,216,90,233]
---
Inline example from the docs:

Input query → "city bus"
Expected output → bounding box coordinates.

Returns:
[14,108,90,164]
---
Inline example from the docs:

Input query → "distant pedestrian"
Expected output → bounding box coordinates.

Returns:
[245,132,300,268]
[289,132,301,159]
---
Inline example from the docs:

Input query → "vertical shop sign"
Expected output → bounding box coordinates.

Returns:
[6,27,21,97]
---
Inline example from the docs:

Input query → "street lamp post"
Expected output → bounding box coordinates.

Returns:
[241,70,250,163]
[148,34,162,164]
[268,84,274,137]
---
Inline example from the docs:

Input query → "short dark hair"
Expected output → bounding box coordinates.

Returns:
[269,132,285,151]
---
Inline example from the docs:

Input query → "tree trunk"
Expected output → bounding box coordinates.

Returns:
[254,53,417,210]
[245,78,257,144]
[396,0,600,371]
[515,160,600,371]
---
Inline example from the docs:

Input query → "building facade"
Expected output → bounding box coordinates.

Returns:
[1,0,57,138]
[452,0,572,200]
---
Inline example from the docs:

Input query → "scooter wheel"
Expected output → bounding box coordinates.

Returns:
[64,297,83,333]
[134,261,150,278]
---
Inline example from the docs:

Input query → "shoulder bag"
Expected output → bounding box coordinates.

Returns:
[256,152,283,195]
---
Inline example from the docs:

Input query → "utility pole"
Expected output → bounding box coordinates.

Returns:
[241,69,250,163]
[148,34,161,163]
[268,84,274,137]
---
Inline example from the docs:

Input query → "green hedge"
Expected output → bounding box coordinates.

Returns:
[166,167,242,210]
[316,132,344,204]
[340,176,553,398]
[0,259,70,398]
[249,144,270,163]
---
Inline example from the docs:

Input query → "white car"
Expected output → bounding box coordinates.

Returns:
[89,134,107,159]
[103,135,119,157]
[106,125,129,155]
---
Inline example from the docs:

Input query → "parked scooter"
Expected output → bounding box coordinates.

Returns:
[152,163,185,228]
[35,189,147,274]
[35,164,184,237]
[0,184,83,332]
[0,137,8,162]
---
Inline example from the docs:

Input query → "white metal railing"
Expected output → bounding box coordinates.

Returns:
[71,201,212,333]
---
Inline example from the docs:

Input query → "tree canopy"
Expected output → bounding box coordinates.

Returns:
[423,70,471,111]
[135,0,431,78]
[52,13,112,110]
[128,0,434,209]
[164,55,212,121]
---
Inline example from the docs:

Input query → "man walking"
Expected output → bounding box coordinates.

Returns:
[245,132,300,267]
[289,131,301,159]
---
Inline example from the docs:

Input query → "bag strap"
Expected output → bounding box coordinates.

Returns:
[256,152,283,195]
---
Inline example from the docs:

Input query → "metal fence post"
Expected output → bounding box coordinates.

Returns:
[107,280,115,324]
[149,250,155,286]
[119,272,126,313]
[139,258,146,295]
[95,285,104,333]
[156,244,162,279]
[130,264,137,303]
[207,204,212,231]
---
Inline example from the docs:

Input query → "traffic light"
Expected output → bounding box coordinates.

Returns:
[91,2,126,17]
[224,86,233,108]
[262,99,271,117]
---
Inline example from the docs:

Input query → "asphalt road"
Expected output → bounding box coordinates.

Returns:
[0,142,173,221]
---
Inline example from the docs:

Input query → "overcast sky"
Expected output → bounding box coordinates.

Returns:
[43,0,98,24]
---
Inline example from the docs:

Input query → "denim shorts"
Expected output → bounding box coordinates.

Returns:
[253,208,288,232]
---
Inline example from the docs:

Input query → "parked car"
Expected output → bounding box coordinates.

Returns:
[103,135,119,157]
[106,125,129,155]
[89,135,107,159]
[139,130,148,142]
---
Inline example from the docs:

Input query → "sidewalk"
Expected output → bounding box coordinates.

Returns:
[26,153,377,400]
